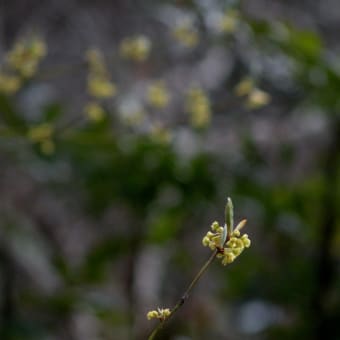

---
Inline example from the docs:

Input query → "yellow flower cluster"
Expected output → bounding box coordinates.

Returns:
[186,87,211,128]
[7,37,47,78]
[147,81,170,109]
[84,102,106,122]
[234,77,254,97]
[173,22,199,48]
[202,219,250,265]
[84,48,116,122]
[202,221,224,250]
[87,77,116,99]
[86,48,116,99]
[0,73,21,94]
[0,36,46,95]
[234,77,271,109]
[218,10,239,33]
[119,35,151,62]
[246,89,271,109]
[147,308,171,321]
[27,123,55,155]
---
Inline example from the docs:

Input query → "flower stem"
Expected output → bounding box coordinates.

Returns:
[147,249,218,340]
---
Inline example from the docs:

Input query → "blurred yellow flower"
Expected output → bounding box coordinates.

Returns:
[173,21,199,48]
[147,81,170,109]
[119,35,151,62]
[186,87,211,128]
[27,123,55,155]
[218,10,239,33]
[86,48,106,75]
[87,75,116,98]
[147,308,171,321]
[7,37,47,78]
[0,72,21,94]
[246,88,271,109]
[84,102,106,122]
[27,123,53,142]
[86,48,117,99]
[234,77,254,97]
[40,139,55,155]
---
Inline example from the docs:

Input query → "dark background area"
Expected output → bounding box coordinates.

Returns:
[0,0,339,339]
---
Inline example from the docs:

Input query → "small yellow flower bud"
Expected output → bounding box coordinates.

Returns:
[226,237,237,248]
[147,310,159,320]
[232,230,240,237]
[160,308,171,318]
[236,238,245,248]
[211,221,220,231]
[222,252,236,265]
[241,235,251,248]
[209,242,216,250]
[202,236,210,247]
[211,235,221,243]
[232,247,243,256]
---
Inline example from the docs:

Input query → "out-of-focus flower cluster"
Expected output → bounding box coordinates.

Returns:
[85,48,117,122]
[202,219,250,265]
[186,87,211,128]
[84,102,106,122]
[0,73,21,95]
[218,9,239,34]
[147,308,171,321]
[147,81,170,109]
[27,123,55,155]
[235,77,271,109]
[0,36,46,94]
[0,12,272,153]
[119,35,151,62]
[173,20,199,48]
[86,48,116,99]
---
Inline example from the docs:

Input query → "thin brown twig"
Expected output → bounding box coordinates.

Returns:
[147,249,218,340]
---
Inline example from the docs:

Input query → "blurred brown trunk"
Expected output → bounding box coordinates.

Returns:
[312,114,340,339]
[0,247,15,337]
[124,213,145,340]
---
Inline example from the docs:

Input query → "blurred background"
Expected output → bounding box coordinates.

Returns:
[0,0,339,339]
